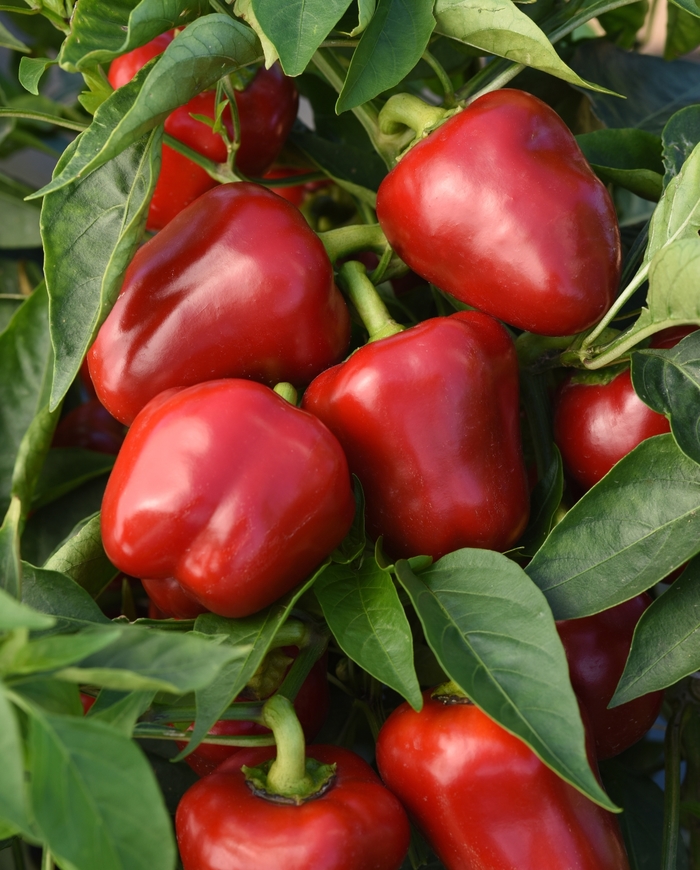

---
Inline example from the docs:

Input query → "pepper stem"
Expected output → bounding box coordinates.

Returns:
[261,695,313,796]
[273,383,298,405]
[338,261,404,343]
[378,93,448,139]
[318,223,388,265]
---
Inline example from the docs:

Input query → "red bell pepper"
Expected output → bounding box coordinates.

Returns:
[557,594,664,760]
[302,265,529,559]
[88,183,350,425]
[376,688,630,870]
[376,89,621,336]
[101,379,355,618]
[108,33,298,229]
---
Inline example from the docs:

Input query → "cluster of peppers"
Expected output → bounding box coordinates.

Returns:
[57,30,677,870]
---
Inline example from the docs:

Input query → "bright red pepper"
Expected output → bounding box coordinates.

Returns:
[376,690,630,870]
[376,89,621,336]
[175,744,410,869]
[108,35,298,230]
[302,310,529,560]
[557,594,663,760]
[552,327,696,492]
[101,379,355,618]
[52,398,125,455]
[88,183,351,425]
[141,577,209,620]
[176,650,330,777]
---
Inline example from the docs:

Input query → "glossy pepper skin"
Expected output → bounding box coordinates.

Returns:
[553,368,670,491]
[108,35,298,230]
[302,310,529,560]
[551,326,697,491]
[88,183,351,425]
[175,744,411,869]
[376,692,630,870]
[141,577,209,620]
[376,89,621,336]
[101,379,356,618]
[176,651,330,777]
[557,594,664,760]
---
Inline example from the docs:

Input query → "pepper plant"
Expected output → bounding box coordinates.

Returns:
[1,0,700,868]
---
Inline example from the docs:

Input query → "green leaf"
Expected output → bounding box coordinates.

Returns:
[0,584,55,630]
[645,140,700,269]
[0,192,40,249]
[395,551,615,810]
[18,56,57,95]
[11,403,62,511]
[0,687,31,834]
[0,284,52,516]
[0,20,29,53]
[87,689,156,737]
[347,0,377,34]
[600,759,670,870]
[518,446,564,558]
[233,0,280,67]
[629,237,700,346]
[43,127,161,411]
[569,39,700,134]
[12,678,82,716]
[31,16,260,199]
[666,2,700,59]
[289,121,385,203]
[28,711,175,870]
[315,557,421,708]
[631,329,700,465]
[58,0,210,72]
[612,557,700,704]
[435,0,616,94]
[526,435,700,618]
[44,513,117,599]
[250,0,352,76]
[336,0,436,113]
[21,563,112,632]
[184,565,326,758]
[576,128,663,201]
[32,449,115,510]
[22,477,109,569]
[662,105,700,184]
[597,0,648,48]
[9,628,120,676]
[0,497,21,598]
[57,626,244,694]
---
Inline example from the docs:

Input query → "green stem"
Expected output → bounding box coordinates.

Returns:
[457,59,524,102]
[134,723,274,746]
[262,695,315,796]
[369,245,394,285]
[0,107,85,131]
[662,702,686,870]
[41,848,53,870]
[273,383,298,405]
[582,269,648,351]
[275,624,329,704]
[11,838,25,870]
[339,261,404,342]
[311,49,393,167]
[421,49,456,108]
[378,93,447,138]
[163,133,235,183]
[318,223,387,263]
